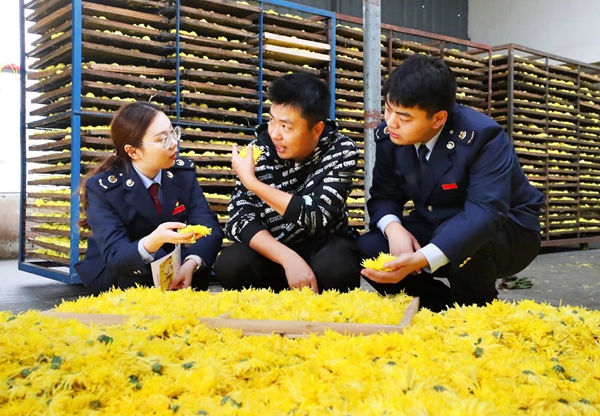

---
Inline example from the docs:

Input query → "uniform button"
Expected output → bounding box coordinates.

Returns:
[427,206,433,212]
[467,257,472,261]
[459,264,464,268]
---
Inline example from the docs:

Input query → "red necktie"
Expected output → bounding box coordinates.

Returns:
[148,183,162,215]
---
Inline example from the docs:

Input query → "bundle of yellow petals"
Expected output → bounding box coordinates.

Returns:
[2,290,600,415]
[238,144,262,162]
[177,224,212,243]
[362,252,397,271]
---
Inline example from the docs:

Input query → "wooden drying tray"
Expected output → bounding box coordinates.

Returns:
[178,16,251,41]
[262,12,326,32]
[30,227,92,238]
[178,103,257,122]
[180,79,258,98]
[179,4,252,29]
[181,69,256,86]
[180,131,253,142]
[176,56,256,74]
[260,24,326,43]
[178,42,255,64]
[33,82,172,107]
[28,238,87,255]
[30,40,166,70]
[250,32,330,53]
[261,66,320,80]
[182,0,260,16]
[260,43,330,66]
[335,25,364,42]
[198,179,236,187]
[42,297,419,337]
[26,251,70,266]
[335,34,365,51]
[443,56,487,71]
[80,15,172,42]
[336,55,364,71]
[336,77,364,90]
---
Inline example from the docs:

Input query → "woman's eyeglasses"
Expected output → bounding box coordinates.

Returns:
[141,126,182,150]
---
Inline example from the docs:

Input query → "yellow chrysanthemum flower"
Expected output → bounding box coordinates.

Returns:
[238,144,262,162]
[177,224,212,243]
[362,252,397,271]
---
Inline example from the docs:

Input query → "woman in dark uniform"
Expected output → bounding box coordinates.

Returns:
[75,102,223,295]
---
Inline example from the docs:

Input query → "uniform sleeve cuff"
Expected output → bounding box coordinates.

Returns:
[138,238,156,264]
[418,244,450,273]
[377,215,402,237]
[184,255,204,271]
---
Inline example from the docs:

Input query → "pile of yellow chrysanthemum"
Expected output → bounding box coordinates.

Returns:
[1,288,600,415]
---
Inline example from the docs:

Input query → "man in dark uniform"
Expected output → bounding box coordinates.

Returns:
[358,54,545,311]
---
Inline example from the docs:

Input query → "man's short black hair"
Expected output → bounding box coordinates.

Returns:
[269,72,330,127]
[383,54,457,117]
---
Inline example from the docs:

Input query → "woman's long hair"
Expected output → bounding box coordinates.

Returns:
[79,102,162,228]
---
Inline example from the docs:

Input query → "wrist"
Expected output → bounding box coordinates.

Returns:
[184,255,203,272]
[414,251,429,270]
[384,221,403,238]
[142,235,162,254]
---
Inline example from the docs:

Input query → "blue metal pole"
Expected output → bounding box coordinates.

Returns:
[329,15,337,120]
[69,0,83,283]
[257,0,264,125]
[363,0,381,224]
[175,0,181,125]
[18,0,27,266]
[263,0,335,18]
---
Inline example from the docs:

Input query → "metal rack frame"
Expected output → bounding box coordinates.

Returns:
[18,0,338,283]
[490,44,600,248]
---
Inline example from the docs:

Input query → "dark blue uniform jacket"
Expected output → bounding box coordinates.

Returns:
[368,104,545,269]
[75,158,223,288]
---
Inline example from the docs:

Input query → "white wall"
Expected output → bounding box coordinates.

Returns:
[469,0,600,64]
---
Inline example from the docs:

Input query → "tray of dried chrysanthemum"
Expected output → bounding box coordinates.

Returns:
[43,287,419,337]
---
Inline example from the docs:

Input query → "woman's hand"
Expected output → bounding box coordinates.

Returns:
[168,258,196,290]
[143,222,196,253]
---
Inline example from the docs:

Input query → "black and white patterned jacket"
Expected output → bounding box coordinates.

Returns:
[225,120,359,245]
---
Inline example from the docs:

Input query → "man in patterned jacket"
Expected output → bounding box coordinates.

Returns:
[215,72,360,293]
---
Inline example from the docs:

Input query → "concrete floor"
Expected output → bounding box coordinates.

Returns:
[1,245,600,314]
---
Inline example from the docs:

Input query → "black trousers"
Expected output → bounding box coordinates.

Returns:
[357,217,540,312]
[86,267,211,296]
[215,234,361,293]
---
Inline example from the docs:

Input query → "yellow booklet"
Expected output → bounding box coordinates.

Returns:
[150,244,181,290]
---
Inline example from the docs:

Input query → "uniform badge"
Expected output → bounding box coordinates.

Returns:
[447,141,455,149]
[108,175,117,183]
[98,179,107,189]
[166,171,173,179]
[468,131,475,144]
[383,126,390,135]
[126,179,134,187]
[449,130,454,135]
[459,131,467,140]
[176,159,184,166]
[172,205,186,215]
[189,160,195,167]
